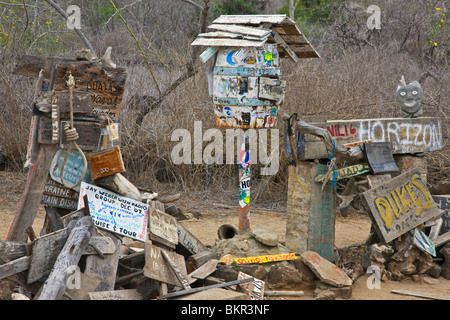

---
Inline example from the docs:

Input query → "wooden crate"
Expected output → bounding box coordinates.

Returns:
[86,146,125,180]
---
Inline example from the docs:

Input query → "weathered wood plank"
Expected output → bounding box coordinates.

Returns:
[38,216,95,300]
[156,278,254,300]
[191,37,266,47]
[391,289,450,300]
[7,144,56,242]
[0,256,30,280]
[208,23,270,38]
[83,230,121,292]
[143,242,188,287]
[315,163,371,182]
[212,14,292,26]
[149,207,178,246]
[27,228,70,284]
[297,117,442,160]
[41,177,79,211]
[0,241,29,261]
[362,168,444,243]
[88,289,142,300]
[177,222,207,255]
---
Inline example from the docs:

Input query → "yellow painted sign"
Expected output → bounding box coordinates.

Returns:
[362,169,443,243]
[234,253,298,264]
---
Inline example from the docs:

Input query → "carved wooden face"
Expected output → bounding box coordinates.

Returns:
[396,80,423,117]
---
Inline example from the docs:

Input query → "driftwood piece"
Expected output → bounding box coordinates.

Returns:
[0,241,30,261]
[94,173,143,202]
[282,112,365,163]
[8,144,56,242]
[391,289,450,300]
[0,256,30,280]
[156,278,254,300]
[38,216,95,300]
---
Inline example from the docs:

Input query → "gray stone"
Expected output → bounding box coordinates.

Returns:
[314,288,335,300]
[266,263,303,289]
[251,227,279,247]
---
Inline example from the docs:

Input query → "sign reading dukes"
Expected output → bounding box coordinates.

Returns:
[362,168,443,243]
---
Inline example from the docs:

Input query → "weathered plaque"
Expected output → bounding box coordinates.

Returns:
[78,182,148,242]
[362,168,444,243]
[364,142,399,174]
[53,61,127,120]
[143,243,188,287]
[41,177,79,210]
[148,207,178,245]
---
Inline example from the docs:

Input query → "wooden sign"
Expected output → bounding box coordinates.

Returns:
[362,168,444,243]
[364,142,399,174]
[148,207,178,246]
[176,221,207,255]
[27,228,69,284]
[78,182,148,242]
[50,149,92,191]
[86,146,125,180]
[41,177,79,211]
[38,117,102,151]
[51,95,60,143]
[143,243,188,287]
[237,271,264,300]
[53,61,127,120]
[233,252,297,264]
[297,117,442,160]
[315,163,371,182]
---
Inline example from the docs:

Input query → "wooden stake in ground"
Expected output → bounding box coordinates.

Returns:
[38,216,95,300]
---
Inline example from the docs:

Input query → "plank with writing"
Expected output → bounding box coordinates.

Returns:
[364,142,399,174]
[41,177,79,211]
[297,117,442,160]
[53,61,127,120]
[143,242,188,287]
[149,207,178,246]
[362,168,444,243]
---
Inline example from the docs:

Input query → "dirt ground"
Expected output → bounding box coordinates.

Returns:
[1,170,449,300]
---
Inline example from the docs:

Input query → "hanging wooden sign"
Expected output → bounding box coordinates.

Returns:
[362,168,444,243]
[49,149,92,192]
[86,146,125,180]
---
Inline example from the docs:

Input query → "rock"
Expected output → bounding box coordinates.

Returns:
[236,264,267,281]
[422,276,440,285]
[314,288,335,300]
[213,265,239,282]
[440,247,450,280]
[425,263,441,279]
[293,259,317,283]
[316,282,352,299]
[266,263,303,289]
[300,251,352,287]
[251,227,279,247]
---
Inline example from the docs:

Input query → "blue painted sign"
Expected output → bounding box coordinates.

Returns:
[50,149,92,191]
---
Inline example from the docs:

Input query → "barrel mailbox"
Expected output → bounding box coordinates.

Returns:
[191,15,320,229]
[192,14,320,129]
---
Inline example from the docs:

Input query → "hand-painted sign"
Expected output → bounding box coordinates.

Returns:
[237,271,264,300]
[41,177,79,210]
[50,148,92,191]
[78,182,148,242]
[314,163,371,182]
[298,117,442,160]
[148,207,178,245]
[362,168,444,243]
[233,253,298,264]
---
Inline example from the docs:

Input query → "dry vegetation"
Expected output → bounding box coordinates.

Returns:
[0,0,448,208]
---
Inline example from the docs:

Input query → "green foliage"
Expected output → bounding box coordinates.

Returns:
[212,0,260,18]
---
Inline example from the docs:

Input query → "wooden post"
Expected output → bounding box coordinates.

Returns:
[286,162,336,261]
[238,130,250,230]
[7,144,56,242]
[38,216,95,300]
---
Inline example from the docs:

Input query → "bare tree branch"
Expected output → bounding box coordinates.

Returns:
[43,0,96,56]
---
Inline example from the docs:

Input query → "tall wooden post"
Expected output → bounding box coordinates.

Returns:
[238,130,250,230]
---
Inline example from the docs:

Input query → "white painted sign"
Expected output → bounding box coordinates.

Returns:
[78,182,148,242]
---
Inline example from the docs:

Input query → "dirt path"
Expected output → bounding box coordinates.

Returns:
[1,170,449,300]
